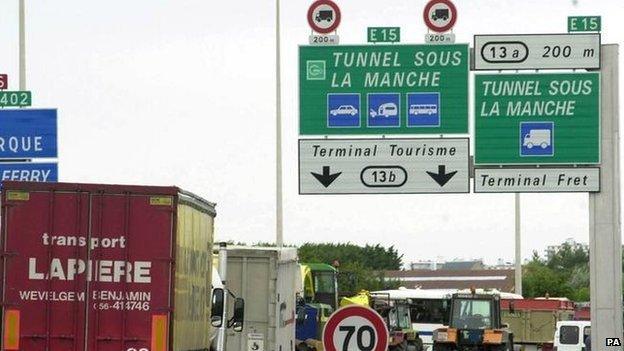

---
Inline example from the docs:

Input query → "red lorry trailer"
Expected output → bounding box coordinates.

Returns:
[0,181,219,351]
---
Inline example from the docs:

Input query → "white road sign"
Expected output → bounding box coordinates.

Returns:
[299,138,469,194]
[423,0,457,33]
[474,33,600,70]
[322,305,388,351]
[475,168,600,193]
[307,0,341,34]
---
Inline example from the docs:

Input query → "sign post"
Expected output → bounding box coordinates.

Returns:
[299,44,469,135]
[589,44,623,351]
[0,91,32,107]
[423,0,457,33]
[0,109,57,159]
[474,34,600,70]
[367,27,400,44]
[568,16,601,32]
[307,0,341,45]
[323,305,389,351]
[299,138,469,194]
[474,72,600,165]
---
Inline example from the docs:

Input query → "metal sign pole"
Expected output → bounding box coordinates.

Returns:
[275,0,284,247]
[514,193,522,296]
[589,44,622,350]
[19,0,25,90]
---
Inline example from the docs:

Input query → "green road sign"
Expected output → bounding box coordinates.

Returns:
[299,44,468,135]
[0,91,31,107]
[568,16,601,32]
[367,27,400,43]
[475,72,600,165]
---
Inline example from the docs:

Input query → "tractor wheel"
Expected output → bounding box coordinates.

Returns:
[407,340,422,351]
[432,344,453,351]
[391,340,408,351]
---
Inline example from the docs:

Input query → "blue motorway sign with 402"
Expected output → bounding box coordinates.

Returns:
[0,109,58,158]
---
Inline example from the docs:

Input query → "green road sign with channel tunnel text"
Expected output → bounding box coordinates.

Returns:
[299,44,468,135]
[474,72,600,165]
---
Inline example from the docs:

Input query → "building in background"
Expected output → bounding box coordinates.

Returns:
[407,258,514,272]
[545,238,589,260]
[385,269,516,293]
[489,258,515,270]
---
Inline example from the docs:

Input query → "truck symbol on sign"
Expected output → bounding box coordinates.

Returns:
[315,10,333,22]
[523,129,551,149]
[432,9,449,21]
[370,103,398,118]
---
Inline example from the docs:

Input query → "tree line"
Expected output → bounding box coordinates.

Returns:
[227,239,608,301]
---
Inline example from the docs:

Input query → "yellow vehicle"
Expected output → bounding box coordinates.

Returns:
[433,291,513,351]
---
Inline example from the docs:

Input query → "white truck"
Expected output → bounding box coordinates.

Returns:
[218,246,301,351]
[523,129,551,149]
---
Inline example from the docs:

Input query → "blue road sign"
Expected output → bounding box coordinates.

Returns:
[367,93,400,128]
[327,94,360,128]
[0,109,57,158]
[407,92,440,127]
[520,122,554,157]
[0,163,57,182]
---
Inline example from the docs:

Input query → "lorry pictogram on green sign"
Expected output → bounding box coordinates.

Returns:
[475,72,600,165]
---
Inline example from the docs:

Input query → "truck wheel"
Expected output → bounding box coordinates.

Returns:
[406,340,421,351]
[432,344,452,351]
[540,142,548,149]
[393,340,408,351]
[526,142,534,149]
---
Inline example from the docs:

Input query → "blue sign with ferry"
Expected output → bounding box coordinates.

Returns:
[0,163,57,182]
[0,109,57,159]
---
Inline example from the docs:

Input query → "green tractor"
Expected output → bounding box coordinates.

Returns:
[296,263,339,350]
[432,291,513,351]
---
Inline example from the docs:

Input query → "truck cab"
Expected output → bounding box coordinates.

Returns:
[433,291,513,351]
[553,321,591,351]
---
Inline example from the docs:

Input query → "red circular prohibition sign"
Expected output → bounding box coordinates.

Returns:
[323,305,388,351]
[423,0,457,33]
[307,0,342,34]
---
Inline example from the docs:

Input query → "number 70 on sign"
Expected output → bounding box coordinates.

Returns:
[323,305,389,351]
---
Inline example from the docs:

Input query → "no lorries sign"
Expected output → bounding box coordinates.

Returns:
[423,0,457,33]
[323,305,389,351]
[307,0,341,34]
[299,138,469,194]
[474,72,600,165]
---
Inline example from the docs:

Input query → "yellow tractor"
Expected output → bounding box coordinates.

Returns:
[432,291,513,351]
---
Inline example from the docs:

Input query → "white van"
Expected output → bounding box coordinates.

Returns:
[554,321,590,351]
[523,129,551,149]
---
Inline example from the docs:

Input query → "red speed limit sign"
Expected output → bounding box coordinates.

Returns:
[323,305,389,351]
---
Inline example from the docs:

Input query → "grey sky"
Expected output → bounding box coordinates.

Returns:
[0,0,621,266]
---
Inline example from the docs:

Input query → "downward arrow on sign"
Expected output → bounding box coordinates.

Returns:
[426,165,458,187]
[311,166,342,188]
